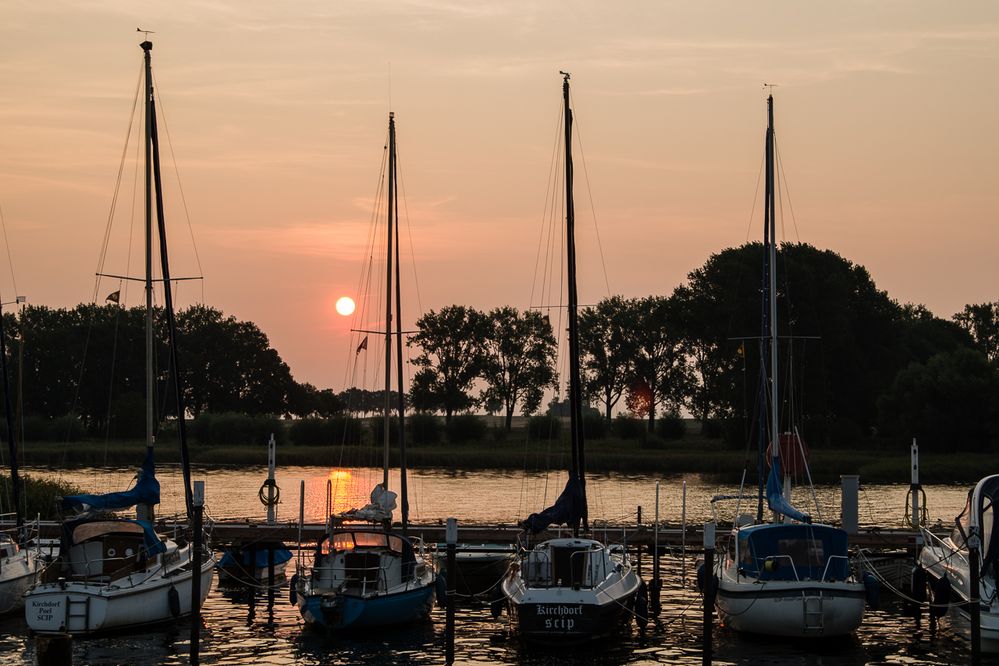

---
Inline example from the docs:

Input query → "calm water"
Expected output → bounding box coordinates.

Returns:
[0,466,988,664]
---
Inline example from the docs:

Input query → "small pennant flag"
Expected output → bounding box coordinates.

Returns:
[106,290,121,304]
[356,336,369,354]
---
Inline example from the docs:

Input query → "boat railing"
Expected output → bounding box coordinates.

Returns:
[819,554,851,582]
[760,554,801,581]
[343,563,390,595]
[571,545,609,589]
[521,544,609,589]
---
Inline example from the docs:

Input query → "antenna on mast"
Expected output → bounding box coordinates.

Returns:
[137,27,156,38]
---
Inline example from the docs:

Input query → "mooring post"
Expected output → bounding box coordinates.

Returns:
[702,521,715,666]
[191,480,204,666]
[445,517,457,664]
[267,433,277,524]
[681,479,688,586]
[298,479,305,570]
[840,475,859,535]
[268,543,276,618]
[35,634,72,666]
[652,481,662,617]
[970,525,982,665]
[636,505,642,577]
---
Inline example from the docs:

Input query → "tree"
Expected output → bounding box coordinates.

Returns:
[480,307,557,431]
[954,302,999,363]
[408,305,487,422]
[579,296,637,420]
[625,296,693,431]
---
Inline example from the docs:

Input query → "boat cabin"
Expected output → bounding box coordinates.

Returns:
[954,474,999,573]
[40,519,167,583]
[733,524,849,582]
[313,529,418,595]
[523,538,620,589]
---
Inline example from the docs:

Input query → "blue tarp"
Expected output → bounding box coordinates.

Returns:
[765,451,811,524]
[219,545,293,569]
[62,447,160,512]
[520,475,584,534]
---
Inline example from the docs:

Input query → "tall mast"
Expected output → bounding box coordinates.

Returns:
[392,116,409,533]
[139,40,155,523]
[145,41,194,519]
[766,94,780,497]
[562,72,587,536]
[0,301,23,540]
[382,112,395,492]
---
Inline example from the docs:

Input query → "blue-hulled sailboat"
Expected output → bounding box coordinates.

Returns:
[711,93,866,637]
[294,111,435,631]
[24,39,214,635]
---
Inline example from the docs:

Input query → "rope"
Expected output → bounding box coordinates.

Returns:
[857,549,971,609]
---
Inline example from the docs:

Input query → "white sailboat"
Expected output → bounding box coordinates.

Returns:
[294,111,435,631]
[501,72,642,643]
[0,287,43,614]
[712,93,867,637]
[919,474,999,652]
[24,39,214,635]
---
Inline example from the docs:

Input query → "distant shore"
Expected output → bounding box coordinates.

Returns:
[19,437,991,485]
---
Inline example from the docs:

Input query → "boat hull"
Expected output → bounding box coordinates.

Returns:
[716,581,865,637]
[26,557,215,635]
[298,582,435,631]
[0,550,42,614]
[506,593,637,644]
[921,545,999,653]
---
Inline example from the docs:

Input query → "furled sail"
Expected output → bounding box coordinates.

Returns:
[765,452,810,523]
[520,475,584,534]
[62,448,160,512]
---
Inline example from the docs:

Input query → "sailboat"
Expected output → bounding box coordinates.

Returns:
[919,475,999,652]
[711,94,867,637]
[500,72,642,643]
[24,39,215,634]
[0,296,43,614]
[294,111,435,631]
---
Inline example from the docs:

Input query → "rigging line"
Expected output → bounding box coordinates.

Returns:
[570,104,612,297]
[744,152,766,244]
[395,145,424,316]
[150,69,206,301]
[774,136,802,243]
[529,104,565,309]
[124,87,143,307]
[94,61,144,302]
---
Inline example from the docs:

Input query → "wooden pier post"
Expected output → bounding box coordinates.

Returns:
[190,480,204,666]
[445,517,457,664]
[702,521,715,666]
[652,481,662,617]
[970,525,982,666]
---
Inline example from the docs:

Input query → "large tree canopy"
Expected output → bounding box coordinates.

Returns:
[579,296,637,421]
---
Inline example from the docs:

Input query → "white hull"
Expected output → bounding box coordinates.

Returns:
[0,549,43,614]
[920,539,999,653]
[26,546,215,635]
[716,576,866,636]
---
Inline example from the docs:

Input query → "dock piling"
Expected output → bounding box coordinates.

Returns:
[970,525,982,665]
[445,517,457,664]
[191,480,204,666]
[702,521,715,666]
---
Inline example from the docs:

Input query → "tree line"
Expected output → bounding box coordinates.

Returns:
[2,243,996,451]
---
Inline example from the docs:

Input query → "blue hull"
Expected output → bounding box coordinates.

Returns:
[299,584,435,631]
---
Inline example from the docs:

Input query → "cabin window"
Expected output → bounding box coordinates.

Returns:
[331,534,355,552]
[388,536,404,553]
[777,538,825,569]
[354,533,388,548]
[739,537,752,567]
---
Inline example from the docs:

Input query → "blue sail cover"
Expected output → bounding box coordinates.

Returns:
[219,545,293,569]
[62,448,160,512]
[520,475,584,534]
[766,451,811,523]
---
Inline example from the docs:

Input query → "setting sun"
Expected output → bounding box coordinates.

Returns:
[335,296,355,316]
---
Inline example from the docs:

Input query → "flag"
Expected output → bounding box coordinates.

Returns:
[106,290,121,304]
[355,336,368,354]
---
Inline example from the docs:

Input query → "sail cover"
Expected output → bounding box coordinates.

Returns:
[62,447,160,512]
[520,475,584,534]
[765,451,811,523]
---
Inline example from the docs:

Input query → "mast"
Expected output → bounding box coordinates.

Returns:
[562,72,587,536]
[382,112,395,493]
[766,94,779,486]
[144,40,194,519]
[139,40,155,523]
[0,301,23,540]
[392,115,409,533]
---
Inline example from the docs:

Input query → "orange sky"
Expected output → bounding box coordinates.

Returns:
[1,1,997,390]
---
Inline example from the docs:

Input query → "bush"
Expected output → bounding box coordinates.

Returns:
[528,415,561,440]
[582,414,608,439]
[656,413,685,440]
[1,474,83,520]
[445,414,487,443]
[291,417,362,446]
[408,413,440,446]
[191,412,284,446]
[612,415,646,440]
[702,419,723,439]
[20,414,86,442]
[641,434,667,449]
[370,417,400,446]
